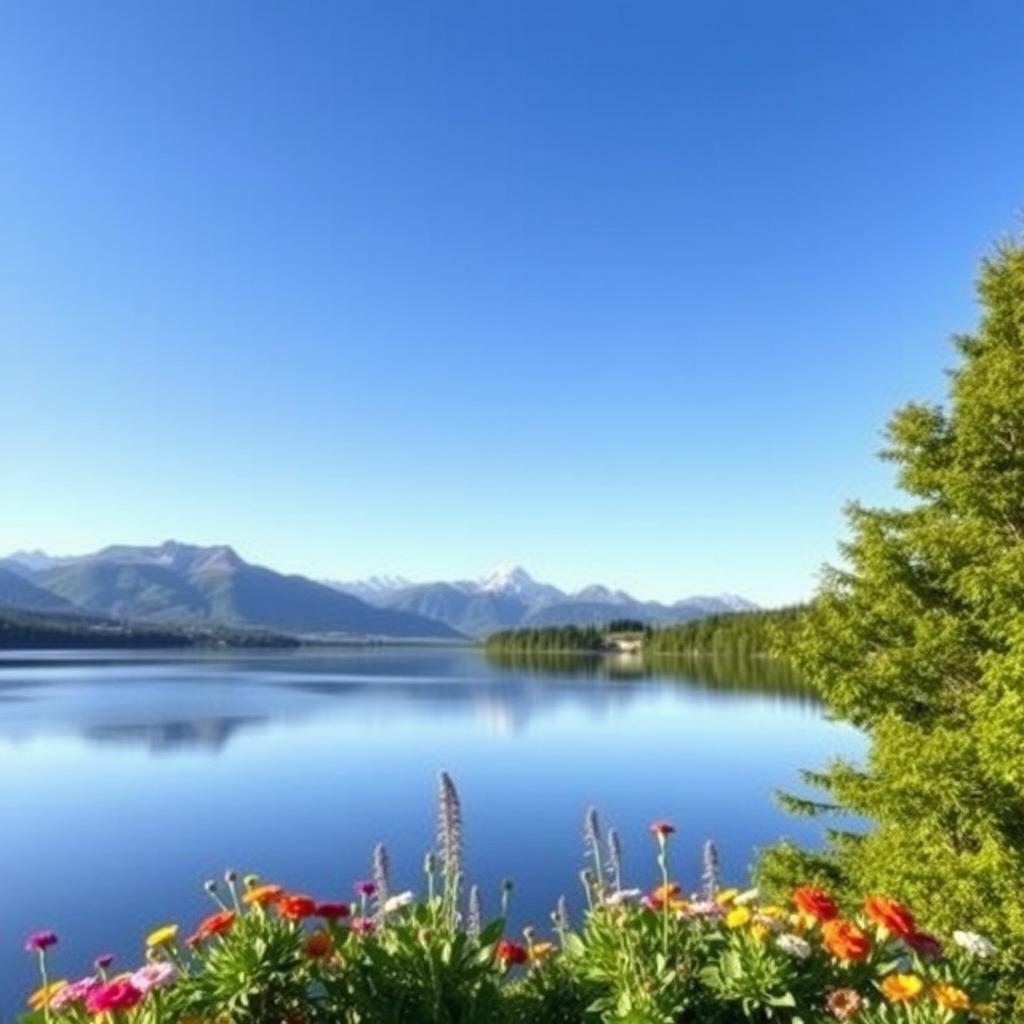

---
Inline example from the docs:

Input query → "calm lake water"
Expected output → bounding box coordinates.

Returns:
[0,647,861,1012]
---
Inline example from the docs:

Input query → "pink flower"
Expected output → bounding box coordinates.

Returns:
[129,962,177,994]
[24,931,58,953]
[826,988,863,1020]
[350,916,376,935]
[85,980,143,1013]
[50,977,100,1011]
[649,821,676,838]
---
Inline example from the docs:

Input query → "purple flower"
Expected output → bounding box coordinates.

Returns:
[25,931,58,953]
[354,880,376,897]
[94,953,115,970]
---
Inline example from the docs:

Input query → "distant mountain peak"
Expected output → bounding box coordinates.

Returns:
[476,564,536,592]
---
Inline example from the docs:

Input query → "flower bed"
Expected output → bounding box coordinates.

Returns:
[21,775,999,1023]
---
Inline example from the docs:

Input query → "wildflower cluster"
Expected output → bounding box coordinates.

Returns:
[21,780,1000,1023]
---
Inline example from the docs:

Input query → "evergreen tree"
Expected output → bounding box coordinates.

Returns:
[760,238,1024,1012]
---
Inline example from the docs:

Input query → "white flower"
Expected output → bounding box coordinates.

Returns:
[953,930,996,958]
[776,933,811,959]
[382,891,415,914]
[604,888,642,906]
[130,962,177,994]
[734,888,759,906]
[686,900,723,918]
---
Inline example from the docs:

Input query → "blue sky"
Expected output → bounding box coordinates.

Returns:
[2,1,1023,606]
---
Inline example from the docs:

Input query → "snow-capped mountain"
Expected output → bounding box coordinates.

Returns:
[330,566,758,637]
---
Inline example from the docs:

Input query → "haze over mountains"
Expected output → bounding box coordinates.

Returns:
[329,564,757,637]
[0,544,757,640]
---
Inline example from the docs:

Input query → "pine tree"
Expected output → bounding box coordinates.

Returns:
[760,237,1024,1012]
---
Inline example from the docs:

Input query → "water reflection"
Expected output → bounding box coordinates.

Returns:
[0,648,816,753]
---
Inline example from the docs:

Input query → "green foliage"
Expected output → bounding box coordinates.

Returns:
[767,236,1024,1017]
[485,625,609,653]
[645,607,805,659]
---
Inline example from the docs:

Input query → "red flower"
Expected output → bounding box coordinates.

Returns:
[85,981,143,1014]
[316,902,350,920]
[864,896,916,939]
[793,886,839,922]
[303,931,334,959]
[906,931,943,959]
[277,894,318,919]
[496,939,528,965]
[649,821,676,838]
[24,931,58,954]
[194,910,236,942]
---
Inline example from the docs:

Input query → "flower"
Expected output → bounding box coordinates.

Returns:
[316,902,351,920]
[130,962,177,995]
[648,821,675,838]
[822,919,871,961]
[793,886,838,922]
[25,930,58,953]
[604,888,641,906]
[303,931,334,959]
[932,983,970,1011]
[880,973,924,1003]
[354,879,377,897]
[94,954,114,970]
[715,887,741,904]
[28,981,67,1010]
[685,899,723,918]
[906,930,943,959]
[952,930,996,958]
[146,924,179,948]
[49,977,100,1011]
[864,895,916,939]
[85,980,144,1013]
[277,893,318,919]
[776,933,811,959]
[350,916,376,935]
[725,906,752,929]
[192,909,236,943]
[734,888,759,906]
[242,884,283,907]
[382,891,415,914]
[496,939,528,965]
[652,883,681,902]
[749,922,770,943]
[826,988,863,1020]
[529,941,555,960]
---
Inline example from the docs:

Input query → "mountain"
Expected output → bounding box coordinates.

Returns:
[324,574,413,605]
[14,542,461,639]
[0,566,77,613]
[336,565,758,637]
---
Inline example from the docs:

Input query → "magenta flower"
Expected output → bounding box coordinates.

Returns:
[24,931,58,953]
[354,880,376,897]
[85,980,143,1014]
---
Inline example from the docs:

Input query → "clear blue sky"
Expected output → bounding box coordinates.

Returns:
[2,1,1023,606]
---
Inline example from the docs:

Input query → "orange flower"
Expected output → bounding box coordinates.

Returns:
[822,919,871,962]
[864,896,916,939]
[932,983,970,1011]
[242,884,283,907]
[880,973,924,1003]
[302,931,333,959]
[192,910,236,944]
[652,883,681,902]
[277,894,317,919]
[793,886,838,922]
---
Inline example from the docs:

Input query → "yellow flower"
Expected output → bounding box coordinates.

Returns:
[715,887,741,905]
[880,973,924,1003]
[28,981,67,1010]
[760,905,786,919]
[932,983,970,1011]
[750,922,770,943]
[529,941,555,960]
[146,923,179,947]
[725,906,752,929]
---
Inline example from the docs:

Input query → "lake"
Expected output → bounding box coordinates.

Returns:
[0,647,861,1012]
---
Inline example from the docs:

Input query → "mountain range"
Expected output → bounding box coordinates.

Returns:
[0,543,460,639]
[328,564,757,637]
[0,544,757,640]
